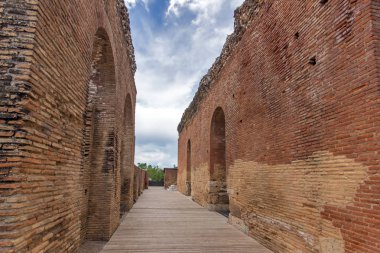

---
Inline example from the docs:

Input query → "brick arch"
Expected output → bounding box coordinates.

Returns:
[81,27,118,241]
[210,107,226,181]
[120,93,135,213]
[208,107,229,212]
[186,139,192,196]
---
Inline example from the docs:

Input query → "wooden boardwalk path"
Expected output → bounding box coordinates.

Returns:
[101,187,272,253]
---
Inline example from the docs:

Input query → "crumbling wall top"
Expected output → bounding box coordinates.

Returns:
[117,0,137,74]
[177,0,263,133]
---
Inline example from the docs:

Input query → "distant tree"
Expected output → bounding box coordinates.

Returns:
[138,163,164,182]
[137,163,148,170]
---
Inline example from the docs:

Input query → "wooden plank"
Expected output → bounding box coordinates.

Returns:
[101,187,272,253]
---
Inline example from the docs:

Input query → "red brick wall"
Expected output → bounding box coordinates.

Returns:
[140,169,146,194]
[178,0,380,252]
[133,166,147,201]
[144,170,149,189]
[0,0,137,252]
[164,169,178,189]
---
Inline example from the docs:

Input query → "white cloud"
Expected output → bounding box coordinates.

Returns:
[125,0,151,10]
[129,0,244,167]
[136,143,176,168]
[167,0,225,25]
[136,105,182,142]
[167,0,187,16]
[124,0,137,8]
[134,105,183,167]
[141,0,152,11]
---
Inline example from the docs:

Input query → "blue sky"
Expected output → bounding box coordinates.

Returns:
[124,0,244,167]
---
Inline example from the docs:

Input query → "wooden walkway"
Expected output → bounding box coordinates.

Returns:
[101,187,272,253]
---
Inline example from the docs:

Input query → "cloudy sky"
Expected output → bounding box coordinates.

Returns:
[124,0,244,167]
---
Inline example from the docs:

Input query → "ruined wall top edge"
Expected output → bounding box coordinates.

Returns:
[177,0,263,133]
[117,0,137,74]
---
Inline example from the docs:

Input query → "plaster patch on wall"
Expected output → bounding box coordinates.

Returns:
[188,164,209,207]
[320,237,344,253]
[229,151,368,251]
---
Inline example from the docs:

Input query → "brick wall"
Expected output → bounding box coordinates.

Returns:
[164,168,178,189]
[0,0,137,252]
[178,0,380,252]
[133,166,147,201]
[140,168,146,194]
[143,170,149,189]
[133,165,139,202]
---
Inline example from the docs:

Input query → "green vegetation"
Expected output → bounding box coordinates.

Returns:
[137,163,164,182]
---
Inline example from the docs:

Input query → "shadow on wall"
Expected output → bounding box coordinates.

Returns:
[81,27,142,244]
[208,107,229,212]
[81,27,119,241]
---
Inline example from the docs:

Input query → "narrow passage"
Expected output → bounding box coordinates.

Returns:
[101,187,272,253]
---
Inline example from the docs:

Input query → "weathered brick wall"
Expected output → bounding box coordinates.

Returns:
[133,165,140,202]
[140,169,146,194]
[0,0,137,252]
[133,166,147,201]
[178,0,380,252]
[143,170,149,189]
[164,168,177,189]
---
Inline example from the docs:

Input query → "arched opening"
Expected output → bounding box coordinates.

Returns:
[80,28,118,241]
[120,94,134,214]
[186,140,192,196]
[209,107,229,213]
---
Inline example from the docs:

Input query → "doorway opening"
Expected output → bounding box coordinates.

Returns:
[209,107,229,213]
[186,139,192,196]
[81,28,117,241]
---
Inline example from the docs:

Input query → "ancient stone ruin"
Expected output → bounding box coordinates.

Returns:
[0,0,146,252]
[1,0,380,252]
[178,0,380,252]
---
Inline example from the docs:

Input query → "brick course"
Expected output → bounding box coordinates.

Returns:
[0,0,137,252]
[164,168,177,189]
[178,0,380,252]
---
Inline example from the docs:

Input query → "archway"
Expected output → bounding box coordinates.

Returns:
[81,28,118,241]
[186,140,192,196]
[120,94,134,214]
[209,107,229,213]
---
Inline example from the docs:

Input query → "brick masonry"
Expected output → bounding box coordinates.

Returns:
[0,0,140,252]
[164,168,178,189]
[133,166,148,202]
[178,0,380,252]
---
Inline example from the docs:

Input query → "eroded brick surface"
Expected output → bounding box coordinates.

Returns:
[178,0,380,252]
[164,168,177,189]
[134,166,148,202]
[0,0,139,252]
